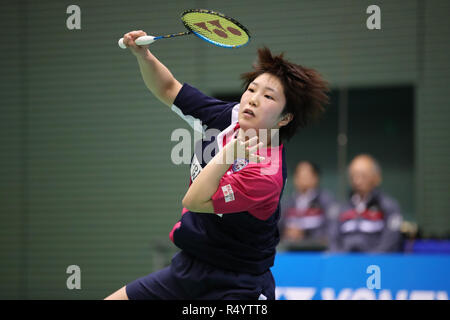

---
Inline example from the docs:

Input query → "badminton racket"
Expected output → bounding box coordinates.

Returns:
[118,9,251,49]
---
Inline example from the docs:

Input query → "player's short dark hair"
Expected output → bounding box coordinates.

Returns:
[241,47,329,141]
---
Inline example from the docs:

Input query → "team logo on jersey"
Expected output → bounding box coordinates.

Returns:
[190,154,202,181]
[221,184,235,203]
[232,158,249,172]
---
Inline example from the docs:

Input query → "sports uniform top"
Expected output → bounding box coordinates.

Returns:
[169,83,287,275]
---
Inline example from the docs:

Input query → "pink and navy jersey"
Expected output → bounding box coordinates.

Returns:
[169,83,287,275]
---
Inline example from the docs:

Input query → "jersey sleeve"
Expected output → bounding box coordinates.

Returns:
[211,164,283,221]
[171,83,238,131]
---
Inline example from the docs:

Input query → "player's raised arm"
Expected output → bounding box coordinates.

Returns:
[122,30,182,107]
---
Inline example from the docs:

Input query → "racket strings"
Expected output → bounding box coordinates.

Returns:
[181,10,250,48]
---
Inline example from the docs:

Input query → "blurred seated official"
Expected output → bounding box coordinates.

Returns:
[279,161,337,251]
[329,154,404,253]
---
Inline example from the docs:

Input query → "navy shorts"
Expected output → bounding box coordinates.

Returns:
[125,251,275,300]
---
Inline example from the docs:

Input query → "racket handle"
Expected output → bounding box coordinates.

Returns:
[118,35,156,49]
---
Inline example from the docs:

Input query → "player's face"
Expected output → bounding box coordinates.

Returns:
[238,73,289,135]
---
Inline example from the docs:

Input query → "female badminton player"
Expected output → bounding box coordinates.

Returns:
[105,30,328,300]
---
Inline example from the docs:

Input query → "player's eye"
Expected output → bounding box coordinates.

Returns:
[264,94,274,100]
[247,87,255,92]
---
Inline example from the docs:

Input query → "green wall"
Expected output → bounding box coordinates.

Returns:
[1,0,449,299]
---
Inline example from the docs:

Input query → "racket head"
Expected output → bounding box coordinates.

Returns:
[181,9,251,48]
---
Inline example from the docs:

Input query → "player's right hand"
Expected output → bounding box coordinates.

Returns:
[122,30,149,56]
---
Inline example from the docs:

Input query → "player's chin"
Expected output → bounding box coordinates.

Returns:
[238,113,257,126]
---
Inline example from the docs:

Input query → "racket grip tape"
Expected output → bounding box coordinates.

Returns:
[118,35,156,49]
